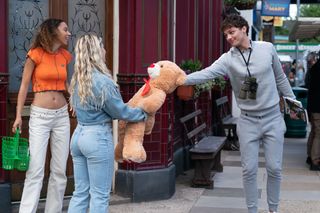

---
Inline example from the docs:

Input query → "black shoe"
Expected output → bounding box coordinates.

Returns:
[310,162,320,171]
[223,142,239,151]
[306,156,312,165]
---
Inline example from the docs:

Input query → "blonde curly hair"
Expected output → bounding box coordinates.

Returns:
[70,34,111,105]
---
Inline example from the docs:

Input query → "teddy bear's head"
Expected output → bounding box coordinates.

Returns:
[148,60,186,94]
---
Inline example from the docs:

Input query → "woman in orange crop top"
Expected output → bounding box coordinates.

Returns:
[12,18,72,213]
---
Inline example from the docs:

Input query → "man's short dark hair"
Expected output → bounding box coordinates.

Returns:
[221,14,249,35]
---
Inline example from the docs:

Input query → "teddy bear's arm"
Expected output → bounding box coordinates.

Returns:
[102,86,146,121]
[141,90,166,114]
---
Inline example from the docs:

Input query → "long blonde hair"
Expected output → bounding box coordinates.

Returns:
[70,34,111,105]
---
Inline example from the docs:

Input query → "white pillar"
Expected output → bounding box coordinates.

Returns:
[112,0,119,191]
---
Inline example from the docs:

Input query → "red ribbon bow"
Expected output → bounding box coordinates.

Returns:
[141,77,151,96]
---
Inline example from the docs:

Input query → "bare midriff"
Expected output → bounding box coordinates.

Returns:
[33,91,67,109]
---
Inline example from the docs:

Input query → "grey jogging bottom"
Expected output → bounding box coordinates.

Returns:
[237,105,286,213]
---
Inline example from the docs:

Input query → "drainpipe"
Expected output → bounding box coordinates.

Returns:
[112,0,119,191]
[295,0,300,60]
[173,0,176,62]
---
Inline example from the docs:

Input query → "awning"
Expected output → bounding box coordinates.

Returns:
[288,17,320,41]
[290,0,320,3]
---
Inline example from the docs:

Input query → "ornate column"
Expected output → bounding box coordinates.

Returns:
[0,0,11,211]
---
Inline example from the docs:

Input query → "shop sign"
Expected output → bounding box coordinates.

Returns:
[262,0,290,17]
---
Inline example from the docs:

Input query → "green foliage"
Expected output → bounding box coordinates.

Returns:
[194,76,228,98]
[300,4,320,17]
[275,26,289,35]
[223,0,257,10]
[179,59,202,73]
[179,59,228,98]
[276,5,320,41]
[299,4,320,42]
[300,36,320,43]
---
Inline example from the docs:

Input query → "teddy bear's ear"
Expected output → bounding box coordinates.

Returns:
[176,72,187,86]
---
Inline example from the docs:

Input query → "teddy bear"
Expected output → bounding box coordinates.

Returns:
[115,60,187,163]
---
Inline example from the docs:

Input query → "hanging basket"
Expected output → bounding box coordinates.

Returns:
[177,85,194,101]
[234,2,256,10]
[224,1,257,10]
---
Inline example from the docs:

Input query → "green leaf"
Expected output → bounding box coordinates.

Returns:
[179,59,202,73]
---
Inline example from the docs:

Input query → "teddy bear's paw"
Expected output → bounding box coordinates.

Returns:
[114,158,124,163]
[123,146,147,163]
[114,151,124,163]
[124,155,146,163]
[114,150,124,163]
[114,144,124,163]
[144,129,152,135]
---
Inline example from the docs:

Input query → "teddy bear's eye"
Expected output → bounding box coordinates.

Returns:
[160,65,164,68]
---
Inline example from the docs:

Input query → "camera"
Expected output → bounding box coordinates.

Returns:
[238,77,258,100]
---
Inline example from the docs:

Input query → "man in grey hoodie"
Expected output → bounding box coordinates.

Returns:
[184,14,295,213]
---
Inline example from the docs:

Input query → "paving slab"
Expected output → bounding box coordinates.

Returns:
[13,134,320,213]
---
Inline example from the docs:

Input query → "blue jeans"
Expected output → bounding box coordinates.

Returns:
[68,123,114,213]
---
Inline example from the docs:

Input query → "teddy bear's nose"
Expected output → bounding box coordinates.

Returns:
[147,63,160,79]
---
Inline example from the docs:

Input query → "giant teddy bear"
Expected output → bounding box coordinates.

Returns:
[115,60,186,163]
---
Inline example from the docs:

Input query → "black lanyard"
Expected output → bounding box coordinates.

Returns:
[237,47,252,77]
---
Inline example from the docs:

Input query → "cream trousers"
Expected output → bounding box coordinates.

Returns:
[19,105,70,213]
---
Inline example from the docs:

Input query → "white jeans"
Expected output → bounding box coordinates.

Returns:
[19,105,70,213]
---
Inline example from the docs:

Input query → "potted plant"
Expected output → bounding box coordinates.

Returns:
[224,0,257,10]
[194,75,229,98]
[179,59,203,74]
[177,59,202,101]
[177,59,229,101]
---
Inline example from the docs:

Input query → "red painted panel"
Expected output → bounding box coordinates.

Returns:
[176,0,196,64]
[198,0,206,65]
[197,1,203,63]
[0,0,9,183]
[119,0,173,75]
[138,0,160,69]
[212,0,223,60]
[0,0,8,75]
[203,0,210,66]
[160,0,170,60]
[119,0,136,74]
[189,0,196,59]
[175,0,189,64]
[176,0,223,65]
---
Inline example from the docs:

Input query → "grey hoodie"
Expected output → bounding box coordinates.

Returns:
[185,41,295,112]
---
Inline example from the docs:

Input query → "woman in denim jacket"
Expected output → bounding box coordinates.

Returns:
[68,34,147,213]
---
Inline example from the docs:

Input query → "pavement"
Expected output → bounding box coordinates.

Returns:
[12,134,320,213]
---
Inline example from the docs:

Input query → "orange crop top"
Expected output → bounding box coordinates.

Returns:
[27,47,72,92]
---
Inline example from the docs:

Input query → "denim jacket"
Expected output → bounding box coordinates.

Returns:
[71,69,146,125]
